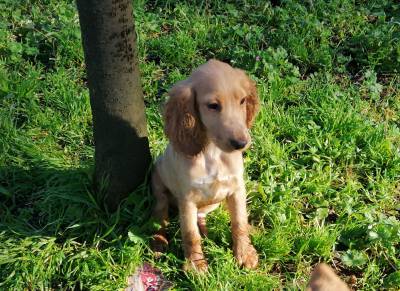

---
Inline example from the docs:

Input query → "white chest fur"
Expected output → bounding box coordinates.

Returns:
[191,173,238,200]
[158,143,243,205]
[189,146,240,200]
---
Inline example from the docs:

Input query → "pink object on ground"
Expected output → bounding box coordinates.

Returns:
[126,263,173,291]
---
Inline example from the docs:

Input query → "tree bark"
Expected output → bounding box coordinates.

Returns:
[76,0,151,210]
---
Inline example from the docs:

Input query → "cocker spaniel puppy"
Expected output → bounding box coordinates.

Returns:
[151,59,260,272]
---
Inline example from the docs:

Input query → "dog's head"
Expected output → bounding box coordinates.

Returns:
[164,59,260,156]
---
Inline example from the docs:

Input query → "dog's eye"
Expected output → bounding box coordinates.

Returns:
[207,103,221,111]
[240,97,246,105]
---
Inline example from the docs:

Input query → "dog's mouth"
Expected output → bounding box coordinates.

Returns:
[208,132,250,152]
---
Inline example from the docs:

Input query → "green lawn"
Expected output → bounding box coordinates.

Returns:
[1,0,399,290]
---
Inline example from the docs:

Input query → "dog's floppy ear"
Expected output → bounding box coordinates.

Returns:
[164,81,207,156]
[243,73,260,128]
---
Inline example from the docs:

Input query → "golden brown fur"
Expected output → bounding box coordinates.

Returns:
[163,83,207,156]
[151,59,260,271]
[307,263,350,291]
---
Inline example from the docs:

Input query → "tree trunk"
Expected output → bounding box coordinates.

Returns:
[76,0,151,211]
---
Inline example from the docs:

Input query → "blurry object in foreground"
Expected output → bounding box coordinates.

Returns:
[307,263,350,291]
[126,263,173,291]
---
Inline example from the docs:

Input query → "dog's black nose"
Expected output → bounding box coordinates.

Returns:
[230,139,247,150]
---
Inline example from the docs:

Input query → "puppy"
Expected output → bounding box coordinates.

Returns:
[151,59,260,271]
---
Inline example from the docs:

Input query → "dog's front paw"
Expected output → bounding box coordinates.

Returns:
[234,242,258,269]
[183,258,208,273]
[183,253,208,273]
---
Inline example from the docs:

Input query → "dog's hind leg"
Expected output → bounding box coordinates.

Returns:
[150,167,170,257]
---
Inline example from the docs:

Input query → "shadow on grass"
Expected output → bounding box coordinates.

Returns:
[0,164,153,246]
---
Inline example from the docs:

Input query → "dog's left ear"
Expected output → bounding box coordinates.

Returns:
[163,80,207,156]
[239,70,260,128]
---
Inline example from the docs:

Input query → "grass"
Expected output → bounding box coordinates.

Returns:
[1,0,399,289]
